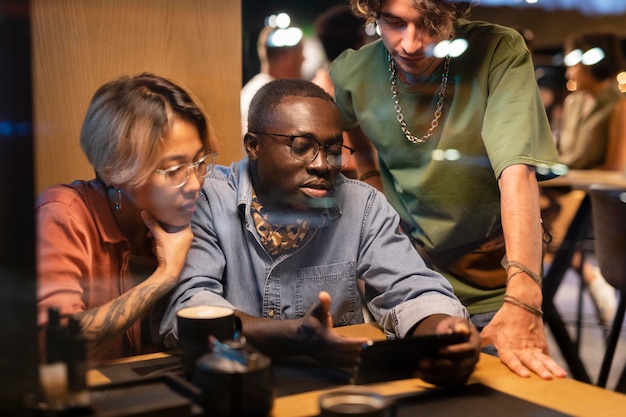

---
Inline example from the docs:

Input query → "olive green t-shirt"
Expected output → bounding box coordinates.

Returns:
[331,20,562,314]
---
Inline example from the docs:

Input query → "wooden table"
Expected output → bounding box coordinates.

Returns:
[88,323,626,417]
[540,169,626,383]
[541,169,626,190]
[272,323,626,417]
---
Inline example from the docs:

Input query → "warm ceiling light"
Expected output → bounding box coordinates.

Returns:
[267,27,303,48]
[563,47,606,66]
[566,79,577,92]
[581,47,605,65]
[432,38,468,58]
[563,49,583,66]
[275,12,291,29]
[265,12,291,29]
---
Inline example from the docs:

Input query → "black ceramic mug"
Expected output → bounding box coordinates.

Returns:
[176,305,242,380]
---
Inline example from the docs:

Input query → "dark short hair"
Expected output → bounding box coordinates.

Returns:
[564,29,625,81]
[257,26,303,64]
[247,79,336,134]
[315,5,367,61]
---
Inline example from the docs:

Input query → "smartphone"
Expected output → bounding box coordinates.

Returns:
[353,332,469,384]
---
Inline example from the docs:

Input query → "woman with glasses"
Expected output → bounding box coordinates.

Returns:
[36,73,218,362]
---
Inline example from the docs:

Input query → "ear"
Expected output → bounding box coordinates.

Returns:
[244,132,260,160]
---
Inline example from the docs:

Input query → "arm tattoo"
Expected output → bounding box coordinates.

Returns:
[76,279,174,352]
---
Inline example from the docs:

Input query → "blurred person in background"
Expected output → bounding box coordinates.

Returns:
[312,4,370,96]
[312,4,371,178]
[241,23,305,137]
[559,29,626,171]
[37,73,218,363]
[542,29,626,327]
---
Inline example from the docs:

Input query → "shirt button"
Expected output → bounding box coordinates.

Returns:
[268,309,275,318]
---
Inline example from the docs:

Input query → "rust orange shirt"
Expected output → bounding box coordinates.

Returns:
[36,179,153,363]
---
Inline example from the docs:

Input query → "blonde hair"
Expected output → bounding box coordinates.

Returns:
[80,73,217,190]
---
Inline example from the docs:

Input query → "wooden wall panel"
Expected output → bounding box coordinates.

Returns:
[32,0,242,193]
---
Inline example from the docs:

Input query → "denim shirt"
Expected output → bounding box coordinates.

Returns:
[159,158,467,348]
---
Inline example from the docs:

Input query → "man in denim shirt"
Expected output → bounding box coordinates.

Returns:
[160,79,480,386]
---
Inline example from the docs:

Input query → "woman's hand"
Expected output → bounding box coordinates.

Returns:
[141,210,193,282]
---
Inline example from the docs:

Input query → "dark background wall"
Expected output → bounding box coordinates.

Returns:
[0,0,39,412]
[470,6,626,64]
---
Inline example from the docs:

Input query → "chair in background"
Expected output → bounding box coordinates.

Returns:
[589,184,626,392]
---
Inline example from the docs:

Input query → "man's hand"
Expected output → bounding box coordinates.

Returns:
[297,291,368,366]
[481,303,567,379]
[496,164,568,380]
[413,316,480,387]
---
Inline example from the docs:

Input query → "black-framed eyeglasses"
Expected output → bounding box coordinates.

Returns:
[251,132,355,169]
[154,152,218,188]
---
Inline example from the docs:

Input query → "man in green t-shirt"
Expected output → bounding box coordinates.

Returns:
[330,0,567,380]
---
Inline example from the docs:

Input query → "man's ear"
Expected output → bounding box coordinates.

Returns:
[244,132,260,160]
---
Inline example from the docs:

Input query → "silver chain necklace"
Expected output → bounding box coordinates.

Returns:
[388,52,450,144]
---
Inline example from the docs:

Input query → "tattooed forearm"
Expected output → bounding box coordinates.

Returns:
[74,278,176,353]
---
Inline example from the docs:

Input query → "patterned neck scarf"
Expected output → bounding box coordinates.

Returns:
[250,192,310,256]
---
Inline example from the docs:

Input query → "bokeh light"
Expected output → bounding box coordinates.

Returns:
[432,38,468,58]
[266,27,303,48]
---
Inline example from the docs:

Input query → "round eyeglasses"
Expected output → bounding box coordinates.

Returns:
[251,132,355,169]
[154,152,218,188]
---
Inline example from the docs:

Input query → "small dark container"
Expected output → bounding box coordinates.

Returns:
[192,344,274,417]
